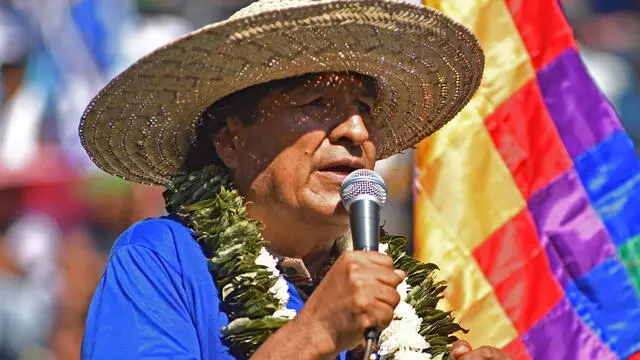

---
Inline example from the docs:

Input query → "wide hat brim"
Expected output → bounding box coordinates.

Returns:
[79,0,484,185]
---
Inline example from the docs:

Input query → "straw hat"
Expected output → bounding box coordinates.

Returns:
[79,0,484,185]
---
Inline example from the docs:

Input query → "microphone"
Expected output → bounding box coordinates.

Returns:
[340,169,388,251]
[339,169,387,360]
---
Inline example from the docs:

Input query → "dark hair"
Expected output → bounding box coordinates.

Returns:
[182,72,376,172]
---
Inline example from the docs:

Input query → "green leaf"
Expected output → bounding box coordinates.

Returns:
[380,234,467,357]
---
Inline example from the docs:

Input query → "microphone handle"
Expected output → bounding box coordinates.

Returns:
[349,198,380,252]
[348,198,381,355]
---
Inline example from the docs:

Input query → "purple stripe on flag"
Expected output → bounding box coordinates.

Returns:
[536,48,622,158]
[541,238,572,287]
[521,297,616,360]
[527,170,615,286]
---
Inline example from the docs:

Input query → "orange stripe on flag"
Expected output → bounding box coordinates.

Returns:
[417,0,563,351]
[414,120,523,347]
[485,79,573,200]
[505,0,577,70]
[473,209,564,334]
[414,194,519,348]
[629,352,640,360]
[503,337,533,360]
[415,121,525,252]
[422,0,534,128]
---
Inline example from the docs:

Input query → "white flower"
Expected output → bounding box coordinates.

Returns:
[394,302,422,331]
[379,242,389,254]
[396,279,411,301]
[272,277,290,308]
[255,247,296,318]
[255,247,279,274]
[273,308,297,319]
[379,299,429,359]
[393,350,432,360]
[379,326,429,355]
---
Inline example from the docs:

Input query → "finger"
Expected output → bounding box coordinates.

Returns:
[366,302,396,329]
[370,265,405,287]
[339,252,394,274]
[360,251,395,268]
[373,285,401,308]
[353,299,395,329]
[449,340,472,359]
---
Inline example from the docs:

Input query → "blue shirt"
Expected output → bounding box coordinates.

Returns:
[81,216,348,360]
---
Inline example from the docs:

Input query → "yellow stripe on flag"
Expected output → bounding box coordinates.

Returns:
[415,121,522,348]
[415,0,536,349]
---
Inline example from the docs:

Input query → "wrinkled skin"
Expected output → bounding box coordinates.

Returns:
[214,72,378,260]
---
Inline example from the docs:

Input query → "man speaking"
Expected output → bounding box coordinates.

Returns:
[78,0,510,359]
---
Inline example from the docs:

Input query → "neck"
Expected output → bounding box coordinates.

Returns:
[301,238,335,278]
[247,196,350,259]
[257,213,347,277]
[262,220,346,256]
[243,190,350,276]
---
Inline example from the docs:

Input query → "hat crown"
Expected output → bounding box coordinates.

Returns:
[229,0,335,20]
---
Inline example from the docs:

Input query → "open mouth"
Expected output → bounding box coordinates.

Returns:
[318,165,358,175]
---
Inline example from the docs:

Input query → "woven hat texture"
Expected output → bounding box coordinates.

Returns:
[79,0,485,185]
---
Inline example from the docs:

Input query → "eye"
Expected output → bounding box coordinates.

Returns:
[305,96,327,108]
[357,100,372,114]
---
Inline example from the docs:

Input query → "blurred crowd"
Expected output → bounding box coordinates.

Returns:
[0,0,638,359]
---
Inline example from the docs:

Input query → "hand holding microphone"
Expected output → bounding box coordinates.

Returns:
[296,170,402,359]
[340,169,390,358]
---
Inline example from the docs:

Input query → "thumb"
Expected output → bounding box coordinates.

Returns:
[449,340,472,360]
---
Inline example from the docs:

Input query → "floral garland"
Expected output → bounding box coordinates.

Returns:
[163,165,466,359]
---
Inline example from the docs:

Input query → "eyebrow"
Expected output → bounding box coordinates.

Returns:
[282,74,378,103]
[279,87,322,107]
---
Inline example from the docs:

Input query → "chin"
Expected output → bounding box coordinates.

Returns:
[299,185,350,222]
[302,197,349,224]
[321,201,350,225]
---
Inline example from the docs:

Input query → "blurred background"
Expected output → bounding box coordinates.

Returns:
[0,0,639,359]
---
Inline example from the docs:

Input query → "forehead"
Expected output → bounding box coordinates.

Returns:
[279,72,377,97]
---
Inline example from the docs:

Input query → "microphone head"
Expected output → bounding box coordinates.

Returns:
[339,169,388,209]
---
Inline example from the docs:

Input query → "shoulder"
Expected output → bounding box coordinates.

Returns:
[109,215,205,275]
[83,216,233,360]
[113,215,194,249]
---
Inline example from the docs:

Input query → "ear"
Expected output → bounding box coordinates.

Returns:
[213,117,244,171]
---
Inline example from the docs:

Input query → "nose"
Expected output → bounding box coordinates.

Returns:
[328,113,371,148]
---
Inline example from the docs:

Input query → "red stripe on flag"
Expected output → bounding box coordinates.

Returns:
[629,352,640,360]
[502,337,533,360]
[474,209,564,334]
[485,79,572,200]
[505,0,577,70]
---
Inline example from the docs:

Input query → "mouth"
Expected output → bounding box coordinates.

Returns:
[318,165,359,175]
[316,161,365,182]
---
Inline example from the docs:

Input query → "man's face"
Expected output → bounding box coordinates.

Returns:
[217,72,379,227]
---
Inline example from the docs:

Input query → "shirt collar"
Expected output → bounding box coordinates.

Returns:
[272,233,352,299]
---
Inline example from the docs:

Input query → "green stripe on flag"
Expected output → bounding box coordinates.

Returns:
[619,234,640,295]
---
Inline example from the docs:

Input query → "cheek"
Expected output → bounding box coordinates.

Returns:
[247,138,317,204]
[270,134,322,186]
